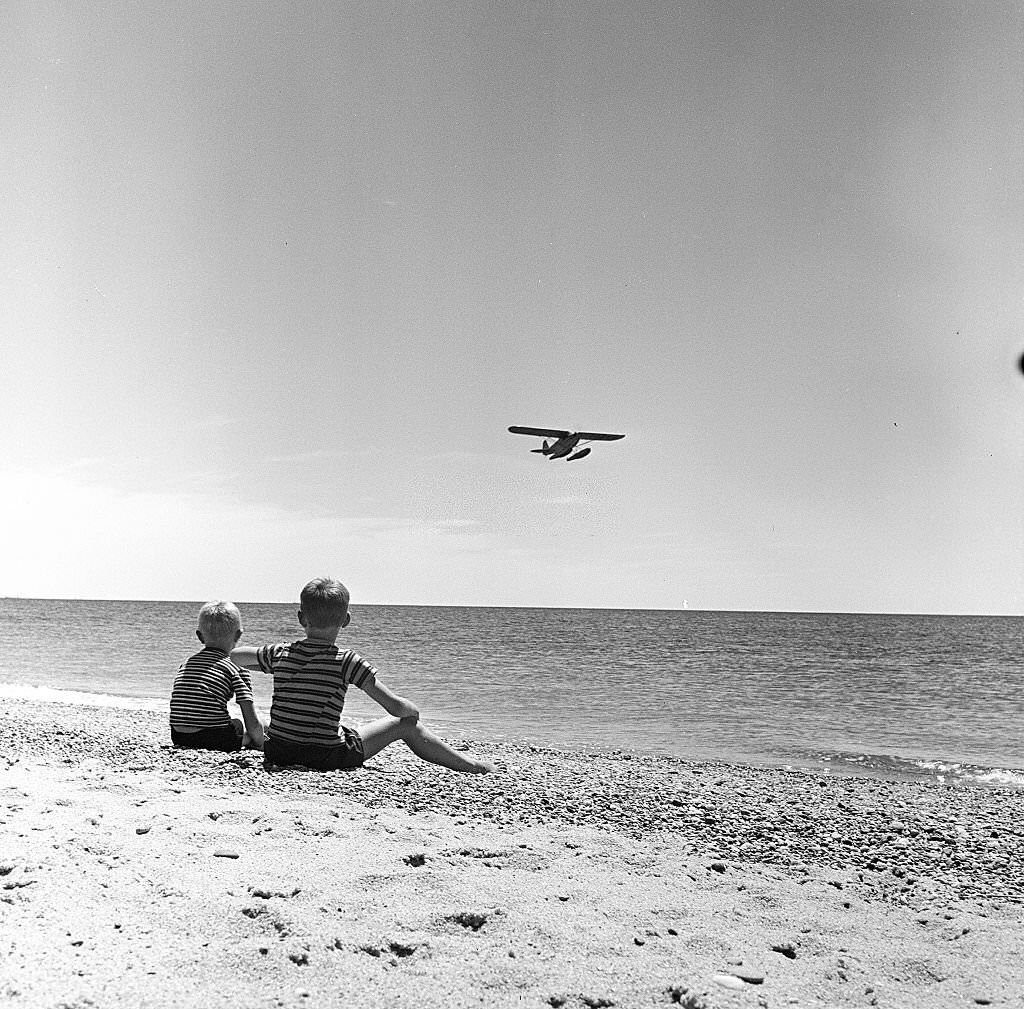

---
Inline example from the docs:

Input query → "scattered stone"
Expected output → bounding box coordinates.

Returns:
[667,987,706,1008]
[712,973,745,990]
[135,826,151,835]
[213,849,239,859]
[772,942,798,959]
[728,963,766,984]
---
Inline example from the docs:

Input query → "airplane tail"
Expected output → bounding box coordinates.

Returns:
[531,440,552,455]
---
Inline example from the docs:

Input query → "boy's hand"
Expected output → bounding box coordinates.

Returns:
[244,724,265,750]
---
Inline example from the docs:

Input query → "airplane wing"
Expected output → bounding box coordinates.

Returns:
[508,426,571,438]
[576,431,626,441]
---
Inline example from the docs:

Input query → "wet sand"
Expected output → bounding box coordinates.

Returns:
[1,698,1022,1008]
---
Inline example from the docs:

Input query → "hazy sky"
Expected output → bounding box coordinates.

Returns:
[3,2,1022,612]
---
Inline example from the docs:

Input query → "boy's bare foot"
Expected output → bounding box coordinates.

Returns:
[471,758,499,774]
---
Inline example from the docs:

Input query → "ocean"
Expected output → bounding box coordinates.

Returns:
[1,598,1021,789]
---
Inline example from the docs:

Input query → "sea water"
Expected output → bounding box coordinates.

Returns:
[0,598,1021,789]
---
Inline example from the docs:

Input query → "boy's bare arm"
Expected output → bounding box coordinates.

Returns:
[231,646,260,669]
[362,678,420,720]
[238,700,264,747]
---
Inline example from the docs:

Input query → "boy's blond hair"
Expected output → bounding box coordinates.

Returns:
[197,600,242,639]
[300,577,350,628]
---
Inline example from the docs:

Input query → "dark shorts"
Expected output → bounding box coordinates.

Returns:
[170,723,243,753]
[264,725,365,771]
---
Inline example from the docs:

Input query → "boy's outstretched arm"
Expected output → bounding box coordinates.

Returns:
[231,646,260,669]
[362,678,420,720]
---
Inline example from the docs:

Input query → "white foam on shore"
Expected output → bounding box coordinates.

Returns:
[0,682,166,713]
[914,758,1024,789]
[784,748,1024,790]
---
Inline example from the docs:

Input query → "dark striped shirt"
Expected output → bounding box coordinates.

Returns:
[170,648,254,732]
[255,640,376,745]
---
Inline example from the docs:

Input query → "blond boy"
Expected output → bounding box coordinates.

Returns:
[170,601,265,752]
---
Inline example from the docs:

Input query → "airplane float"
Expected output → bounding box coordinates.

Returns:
[508,426,626,462]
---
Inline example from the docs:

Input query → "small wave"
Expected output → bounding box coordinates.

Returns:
[0,682,167,713]
[913,758,1024,789]
[793,749,1024,789]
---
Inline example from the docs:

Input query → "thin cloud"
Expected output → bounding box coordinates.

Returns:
[535,495,587,506]
[264,447,380,464]
[183,414,241,431]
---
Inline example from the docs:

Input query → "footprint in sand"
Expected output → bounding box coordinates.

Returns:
[439,845,550,871]
[356,939,422,960]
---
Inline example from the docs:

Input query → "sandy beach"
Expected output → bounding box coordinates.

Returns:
[1,698,1021,1008]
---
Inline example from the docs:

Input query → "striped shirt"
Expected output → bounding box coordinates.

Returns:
[170,648,254,732]
[255,640,376,745]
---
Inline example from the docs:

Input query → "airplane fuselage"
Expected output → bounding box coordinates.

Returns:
[545,434,582,458]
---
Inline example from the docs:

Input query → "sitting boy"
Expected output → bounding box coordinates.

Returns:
[170,600,265,752]
[231,577,495,773]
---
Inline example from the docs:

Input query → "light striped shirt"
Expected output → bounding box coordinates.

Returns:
[170,648,254,732]
[255,640,376,745]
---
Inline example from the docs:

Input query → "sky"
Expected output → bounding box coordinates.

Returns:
[2,1,1022,613]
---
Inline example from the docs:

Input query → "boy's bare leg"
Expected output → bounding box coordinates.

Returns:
[357,716,496,773]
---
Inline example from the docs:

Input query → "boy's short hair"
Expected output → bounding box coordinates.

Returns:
[300,577,350,627]
[197,600,242,638]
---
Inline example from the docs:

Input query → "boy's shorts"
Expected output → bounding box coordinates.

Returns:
[264,725,365,771]
[170,724,243,753]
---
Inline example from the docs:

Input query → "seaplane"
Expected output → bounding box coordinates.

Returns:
[508,426,626,462]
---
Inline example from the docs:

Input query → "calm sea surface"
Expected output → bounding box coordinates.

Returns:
[1,599,1021,788]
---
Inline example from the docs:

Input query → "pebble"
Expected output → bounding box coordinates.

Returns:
[712,973,745,990]
[213,849,240,859]
[729,964,766,984]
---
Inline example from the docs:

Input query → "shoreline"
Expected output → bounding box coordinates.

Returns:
[2,683,1022,793]
[2,697,1023,1007]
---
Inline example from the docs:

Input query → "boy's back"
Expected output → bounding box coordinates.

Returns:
[170,600,265,753]
[254,639,375,746]
[170,647,254,733]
